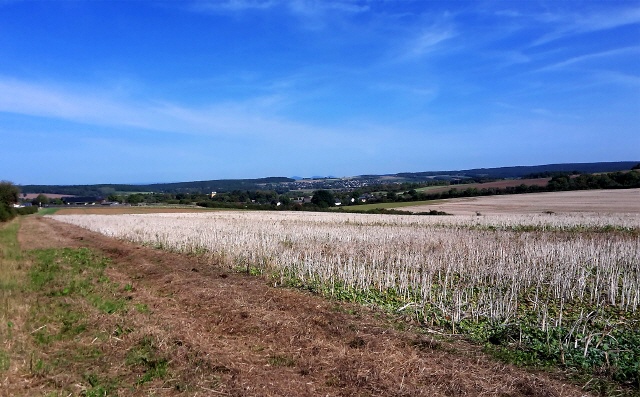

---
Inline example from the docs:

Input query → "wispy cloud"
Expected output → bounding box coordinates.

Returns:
[287,0,369,16]
[411,29,455,57]
[190,0,278,13]
[190,0,368,16]
[532,6,640,46]
[0,76,369,143]
[594,71,640,88]
[536,46,640,72]
[393,24,456,62]
[372,82,438,99]
[0,78,150,129]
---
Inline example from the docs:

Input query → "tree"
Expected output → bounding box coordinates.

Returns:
[107,194,124,203]
[311,189,335,208]
[278,195,291,206]
[0,181,19,206]
[385,191,397,202]
[126,194,144,205]
[31,194,50,206]
[0,181,19,222]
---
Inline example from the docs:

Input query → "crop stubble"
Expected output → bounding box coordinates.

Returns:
[8,216,593,396]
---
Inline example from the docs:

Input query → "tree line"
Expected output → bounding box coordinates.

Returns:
[6,167,639,216]
[110,168,640,211]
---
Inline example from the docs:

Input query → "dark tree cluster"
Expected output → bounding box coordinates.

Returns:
[1,181,37,222]
[547,171,640,191]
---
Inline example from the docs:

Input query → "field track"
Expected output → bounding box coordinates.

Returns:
[7,216,592,396]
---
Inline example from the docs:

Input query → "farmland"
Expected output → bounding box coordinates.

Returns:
[415,177,551,194]
[367,188,640,215]
[2,216,598,397]
[49,206,640,392]
[2,188,639,396]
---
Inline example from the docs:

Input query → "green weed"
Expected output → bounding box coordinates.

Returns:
[0,221,22,261]
[0,349,9,371]
[82,372,119,396]
[126,336,169,384]
[267,354,295,367]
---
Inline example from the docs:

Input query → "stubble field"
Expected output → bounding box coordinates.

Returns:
[2,189,639,396]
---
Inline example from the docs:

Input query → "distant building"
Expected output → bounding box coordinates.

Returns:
[62,197,103,206]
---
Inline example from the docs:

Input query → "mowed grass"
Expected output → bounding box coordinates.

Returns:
[0,219,172,395]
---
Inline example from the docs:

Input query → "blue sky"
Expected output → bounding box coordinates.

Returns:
[1,0,639,185]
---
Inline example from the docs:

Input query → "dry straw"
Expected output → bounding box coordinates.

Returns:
[51,211,640,326]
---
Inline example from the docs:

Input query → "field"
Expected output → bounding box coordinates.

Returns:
[401,188,640,215]
[416,178,551,194]
[53,206,217,215]
[1,190,639,395]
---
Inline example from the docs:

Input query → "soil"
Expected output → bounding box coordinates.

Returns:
[403,188,640,215]
[14,216,591,396]
[421,178,551,195]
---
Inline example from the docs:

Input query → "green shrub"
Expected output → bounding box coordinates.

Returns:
[0,203,16,222]
[17,206,38,216]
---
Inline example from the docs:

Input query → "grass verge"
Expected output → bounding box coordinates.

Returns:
[0,219,175,395]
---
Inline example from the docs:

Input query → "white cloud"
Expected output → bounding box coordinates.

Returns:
[0,78,150,129]
[0,76,372,144]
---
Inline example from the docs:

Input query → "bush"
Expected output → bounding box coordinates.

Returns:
[0,203,16,222]
[17,206,38,215]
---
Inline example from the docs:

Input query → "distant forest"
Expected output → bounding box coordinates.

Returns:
[18,161,639,197]
[20,177,294,197]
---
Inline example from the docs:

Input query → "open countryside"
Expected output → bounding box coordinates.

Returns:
[2,0,640,395]
[1,179,640,396]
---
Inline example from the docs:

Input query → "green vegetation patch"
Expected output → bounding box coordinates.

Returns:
[0,349,10,371]
[0,221,22,262]
[36,208,60,216]
[27,248,131,347]
[1,220,184,395]
[332,199,444,211]
[126,336,169,384]
[274,270,640,394]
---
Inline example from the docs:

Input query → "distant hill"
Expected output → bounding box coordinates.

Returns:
[391,161,640,180]
[20,177,295,196]
[18,161,639,196]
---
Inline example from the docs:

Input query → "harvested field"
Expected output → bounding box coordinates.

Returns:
[49,209,640,393]
[0,216,596,396]
[402,188,640,215]
[418,178,550,194]
[52,206,216,215]
[22,193,74,200]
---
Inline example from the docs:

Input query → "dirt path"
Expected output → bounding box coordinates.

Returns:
[17,217,590,396]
